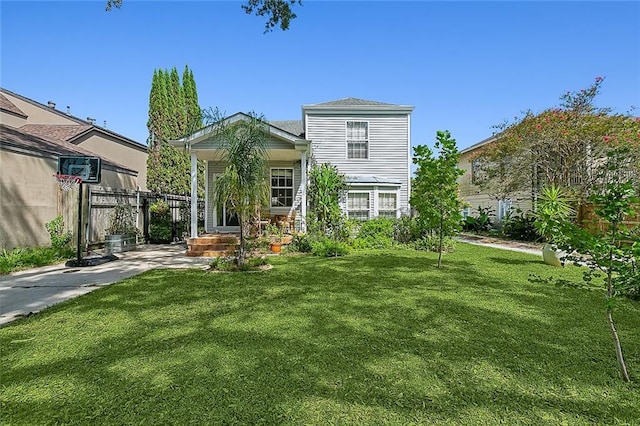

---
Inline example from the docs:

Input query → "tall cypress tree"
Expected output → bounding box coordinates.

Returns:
[146,66,204,196]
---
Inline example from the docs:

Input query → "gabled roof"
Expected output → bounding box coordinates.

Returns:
[0,87,146,151]
[302,97,414,114]
[171,112,310,149]
[346,175,402,185]
[310,97,395,107]
[459,134,499,155]
[20,124,92,142]
[0,123,135,174]
[269,120,304,137]
[0,93,27,118]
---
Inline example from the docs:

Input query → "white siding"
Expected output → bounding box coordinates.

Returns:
[206,160,302,232]
[306,114,410,214]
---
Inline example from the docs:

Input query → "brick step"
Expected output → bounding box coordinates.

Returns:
[188,236,238,245]
[186,249,234,258]
[187,243,236,252]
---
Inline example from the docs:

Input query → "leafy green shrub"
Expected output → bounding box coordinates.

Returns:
[392,216,427,243]
[414,235,456,253]
[501,210,540,241]
[352,218,395,249]
[107,204,138,235]
[149,200,172,243]
[0,246,73,274]
[462,206,494,232]
[287,233,313,253]
[45,215,72,250]
[209,255,269,272]
[311,237,350,257]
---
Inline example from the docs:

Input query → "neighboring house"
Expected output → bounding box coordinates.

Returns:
[0,88,147,249]
[172,97,413,235]
[457,135,532,224]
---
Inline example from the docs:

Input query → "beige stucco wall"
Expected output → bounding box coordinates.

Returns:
[74,133,148,191]
[0,149,138,249]
[0,111,27,128]
[458,151,533,223]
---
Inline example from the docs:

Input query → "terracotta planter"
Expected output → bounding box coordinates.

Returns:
[270,242,282,253]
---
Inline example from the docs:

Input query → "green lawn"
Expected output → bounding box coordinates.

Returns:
[2,244,639,425]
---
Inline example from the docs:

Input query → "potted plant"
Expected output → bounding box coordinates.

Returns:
[266,223,283,253]
[534,184,575,266]
[105,204,138,254]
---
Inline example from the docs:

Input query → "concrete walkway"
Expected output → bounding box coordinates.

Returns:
[0,244,210,326]
[456,234,542,256]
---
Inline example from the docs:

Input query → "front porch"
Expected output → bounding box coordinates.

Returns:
[170,112,311,240]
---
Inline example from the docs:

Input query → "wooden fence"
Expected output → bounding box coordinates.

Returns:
[87,187,204,245]
[578,203,640,235]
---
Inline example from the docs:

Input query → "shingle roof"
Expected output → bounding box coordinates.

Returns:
[0,124,134,173]
[20,124,92,142]
[0,93,27,118]
[311,97,396,107]
[346,175,402,185]
[269,120,304,137]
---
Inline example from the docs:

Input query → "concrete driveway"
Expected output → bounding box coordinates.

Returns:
[0,244,211,326]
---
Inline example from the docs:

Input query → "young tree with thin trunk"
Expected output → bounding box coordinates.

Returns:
[411,131,465,268]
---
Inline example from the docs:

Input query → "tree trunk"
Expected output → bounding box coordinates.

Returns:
[238,212,245,266]
[606,228,630,382]
[607,309,630,382]
[437,209,444,268]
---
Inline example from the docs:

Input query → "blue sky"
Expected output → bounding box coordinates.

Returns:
[2,1,639,152]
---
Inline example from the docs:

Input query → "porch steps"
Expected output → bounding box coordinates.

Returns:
[186,234,239,257]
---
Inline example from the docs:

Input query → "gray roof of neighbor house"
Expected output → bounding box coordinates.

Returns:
[0,93,27,118]
[0,123,136,174]
[311,97,396,107]
[346,175,402,185]
[269,120,304,137]
[459,134,499,155]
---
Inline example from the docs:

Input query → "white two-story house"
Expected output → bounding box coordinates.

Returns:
[173,97,413,236]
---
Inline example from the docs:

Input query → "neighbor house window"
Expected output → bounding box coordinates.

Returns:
[498,199,512,221]
[378,193,397,218]
[347,192,370,220]
[462,206,471,218]
[347,121,368,159]
[271,168,293,207]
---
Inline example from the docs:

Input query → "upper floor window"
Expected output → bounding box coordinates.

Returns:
[347,121,368,159]
[271,168,293,207]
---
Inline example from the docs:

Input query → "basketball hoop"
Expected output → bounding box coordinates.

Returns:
[54,174,82,191]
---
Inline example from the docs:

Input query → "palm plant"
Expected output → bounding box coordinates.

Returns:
[534,184,575,245]
[214,113,269,265]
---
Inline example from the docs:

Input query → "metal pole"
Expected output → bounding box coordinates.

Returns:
[76,182,83,265]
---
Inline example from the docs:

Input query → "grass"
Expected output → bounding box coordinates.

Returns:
[1,244,639,424]
[0,246,74,275]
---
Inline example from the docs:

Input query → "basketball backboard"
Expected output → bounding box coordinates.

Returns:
[57,156,102,183]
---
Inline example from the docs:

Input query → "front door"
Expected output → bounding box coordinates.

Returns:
[212,174,240,232]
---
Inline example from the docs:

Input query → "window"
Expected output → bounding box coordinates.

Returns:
[347,121,368,159]
[461,206,471,218]
[271,168,293,207]
[471,159,481,184]
[498,199,512,221]
[347,192,370,221]
[378,193,397,218]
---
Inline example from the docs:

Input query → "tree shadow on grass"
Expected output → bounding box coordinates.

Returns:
[2,249,639,424]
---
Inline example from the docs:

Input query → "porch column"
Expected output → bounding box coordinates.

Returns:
[300,151,307,232]
[190,151,198,238]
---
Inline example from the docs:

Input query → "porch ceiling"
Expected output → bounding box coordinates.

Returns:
[195,148,303,162]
